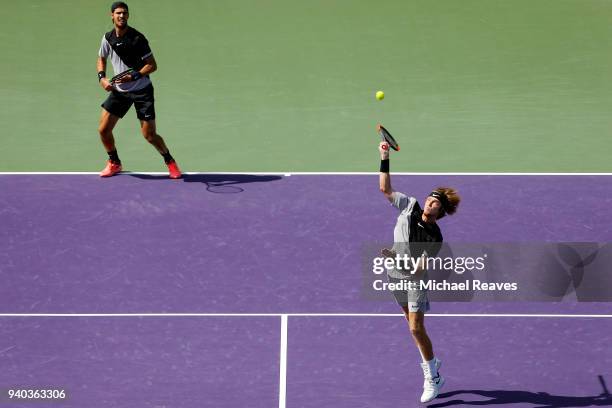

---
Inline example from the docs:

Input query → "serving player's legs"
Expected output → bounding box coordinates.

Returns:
[403,308,434,361]
[404,308,444,403]
[98,109,122,177]
[140,119,181,179]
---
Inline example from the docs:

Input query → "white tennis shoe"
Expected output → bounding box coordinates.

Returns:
[422,357,442,387]
[420,358,444,403]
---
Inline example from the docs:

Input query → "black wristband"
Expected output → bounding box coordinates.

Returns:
[380,159,390,173]
[131,71,142,80]
[97,71,106,82]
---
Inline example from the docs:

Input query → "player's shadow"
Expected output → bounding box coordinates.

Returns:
[428,387,612,407]
[128,173,282,193]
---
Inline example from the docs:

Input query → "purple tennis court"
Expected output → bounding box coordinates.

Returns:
[1,174,611,407]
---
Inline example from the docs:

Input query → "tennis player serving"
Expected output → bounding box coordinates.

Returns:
[96,2,181,179]
[378,140,460,403]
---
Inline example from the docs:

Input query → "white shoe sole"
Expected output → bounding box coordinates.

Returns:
[421,375,445,403]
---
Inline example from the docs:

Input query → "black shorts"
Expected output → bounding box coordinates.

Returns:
[101,84,155,121]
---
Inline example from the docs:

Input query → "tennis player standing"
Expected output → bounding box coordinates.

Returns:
[96,2,181,178]
[378,140,460,403]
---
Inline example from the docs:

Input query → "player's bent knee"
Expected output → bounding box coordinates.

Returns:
[98,125,112,138]
[143,132,157,143]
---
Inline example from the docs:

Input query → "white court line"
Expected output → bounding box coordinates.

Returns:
[2,172,612,176]
[0,313,610,318]
[278,315,288,408]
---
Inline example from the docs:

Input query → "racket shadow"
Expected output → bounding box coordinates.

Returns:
[127,173,283,194]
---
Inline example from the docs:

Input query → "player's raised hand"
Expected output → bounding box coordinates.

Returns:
[379,141,390,160]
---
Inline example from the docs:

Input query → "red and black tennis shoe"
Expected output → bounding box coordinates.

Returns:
[167,161,182,179]
[99,160,122,177]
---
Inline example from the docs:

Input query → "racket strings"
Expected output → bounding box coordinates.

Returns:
[378,125,400,151]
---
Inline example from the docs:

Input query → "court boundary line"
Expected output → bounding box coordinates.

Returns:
[278,314,288,408]
[0,313,610,318]
[2,172,612,176]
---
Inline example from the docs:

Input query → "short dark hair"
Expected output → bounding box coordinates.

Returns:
[111,2,129,12]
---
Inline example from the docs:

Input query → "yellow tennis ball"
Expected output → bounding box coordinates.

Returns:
[376,91,385,100]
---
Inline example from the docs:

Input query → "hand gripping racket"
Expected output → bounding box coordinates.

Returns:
[110,69,135,85]
[377,124,400,151]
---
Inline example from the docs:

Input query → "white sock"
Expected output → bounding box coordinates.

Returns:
[425,357,438,378]
[419,348,427,362]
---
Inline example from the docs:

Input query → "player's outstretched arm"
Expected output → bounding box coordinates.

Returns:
[379,141,394,203]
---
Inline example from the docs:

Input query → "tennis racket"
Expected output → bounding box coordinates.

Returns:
[377,124,400,151]
[110,69,135,85]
